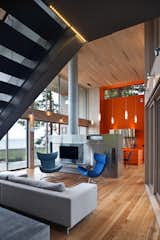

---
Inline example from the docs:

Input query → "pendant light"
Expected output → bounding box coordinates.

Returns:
[111,116,115,124]
[124,98,128,120]
[111,99,115,124]
[134,115,138,124]
[134,96,138,124]
[46,110,52,117]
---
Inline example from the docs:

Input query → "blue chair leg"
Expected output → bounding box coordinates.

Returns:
[88,178,98,184]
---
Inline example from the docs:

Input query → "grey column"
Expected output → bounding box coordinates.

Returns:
[68,54,78,135]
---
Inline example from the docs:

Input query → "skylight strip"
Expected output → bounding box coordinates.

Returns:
[0,45,37,69]
[5,15,51,50]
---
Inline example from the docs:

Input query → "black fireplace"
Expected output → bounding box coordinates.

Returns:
[59,144,83,164]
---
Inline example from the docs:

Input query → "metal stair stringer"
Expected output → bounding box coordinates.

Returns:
[0,30,82,140]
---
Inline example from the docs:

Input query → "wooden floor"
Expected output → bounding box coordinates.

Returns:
[26,166,160,240]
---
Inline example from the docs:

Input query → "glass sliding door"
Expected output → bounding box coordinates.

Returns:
[8,119,27,170]
[0,135,7,172]
[34,121,48,166]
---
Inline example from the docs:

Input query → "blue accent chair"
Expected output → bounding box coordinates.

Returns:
[78,153,108,183]
[37,152,63,178]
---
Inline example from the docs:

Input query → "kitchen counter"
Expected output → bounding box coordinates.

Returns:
[123,148,144,165]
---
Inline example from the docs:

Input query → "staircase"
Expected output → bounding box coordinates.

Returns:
[0,0,83,140]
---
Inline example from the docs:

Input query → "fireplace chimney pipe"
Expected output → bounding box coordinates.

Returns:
[68,54,78,135]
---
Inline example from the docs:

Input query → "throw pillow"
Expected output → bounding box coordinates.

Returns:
[8,175,65,192]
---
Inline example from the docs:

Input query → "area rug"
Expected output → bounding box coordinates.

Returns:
[0,207,50,240]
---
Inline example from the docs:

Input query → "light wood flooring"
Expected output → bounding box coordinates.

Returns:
[26,166,160,240]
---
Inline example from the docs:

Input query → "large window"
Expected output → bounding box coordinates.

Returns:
[0,119,27,171]
[34,89,59,113]
[8,119,27,170]
[33,76,88,120]
[34,121,48,165]
[0,136,7,172]
[33,77,67,114]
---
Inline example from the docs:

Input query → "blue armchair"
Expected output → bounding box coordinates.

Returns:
[78,153,108,183]
[37,152,63,178]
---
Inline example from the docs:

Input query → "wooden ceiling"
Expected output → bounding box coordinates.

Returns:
[60,23,144,88]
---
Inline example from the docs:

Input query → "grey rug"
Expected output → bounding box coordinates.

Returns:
[0,207,50,240]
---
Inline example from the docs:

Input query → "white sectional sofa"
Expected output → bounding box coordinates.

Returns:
[0,175,97,231]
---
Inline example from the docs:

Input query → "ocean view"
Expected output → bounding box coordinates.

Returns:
[0,139,26,150]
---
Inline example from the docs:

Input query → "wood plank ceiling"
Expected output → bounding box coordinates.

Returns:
[60,23,144,88]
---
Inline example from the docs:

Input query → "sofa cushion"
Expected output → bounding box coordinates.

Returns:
[0,173,15,180]
[8,175,65,192]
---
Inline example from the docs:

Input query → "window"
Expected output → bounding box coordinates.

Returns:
[34,121,48,166]
[60,124,68,135]
[79,126,87,135]
[104,84,145,99]
[52,123,60,135]
[34,89,59,113]
[79,87,87,119]
[0,120,27,171]
[33,76,88,119]
[0,136,7,172]
[8,119,27,170]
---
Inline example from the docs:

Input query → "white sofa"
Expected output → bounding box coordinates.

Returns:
[0,177,97,230]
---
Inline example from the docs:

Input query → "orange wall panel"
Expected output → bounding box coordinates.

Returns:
[100,95,144,148]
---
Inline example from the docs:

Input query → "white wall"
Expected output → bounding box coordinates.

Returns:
[87,88,100,134]
[79,86,87,119]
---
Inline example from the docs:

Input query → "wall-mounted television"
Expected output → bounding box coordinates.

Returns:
[59,146,78,160]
